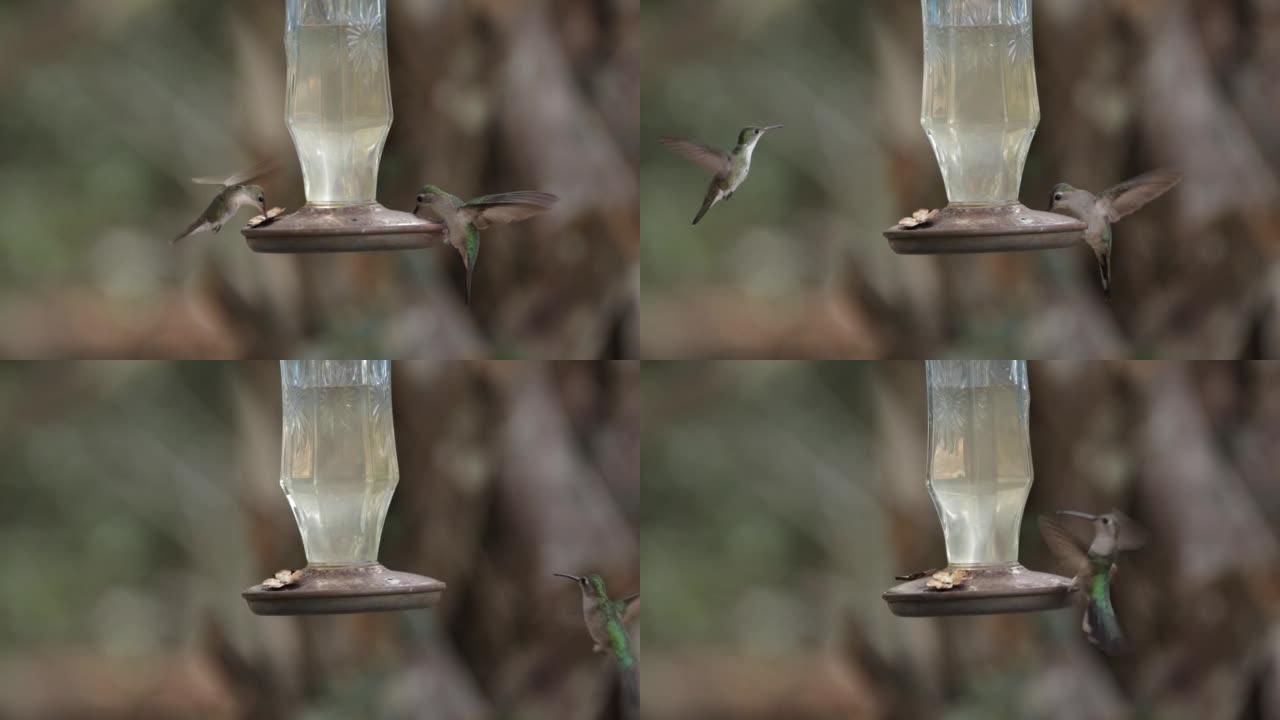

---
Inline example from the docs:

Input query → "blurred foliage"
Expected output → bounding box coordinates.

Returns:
[0,0,639,359]
[0,361,639,719]
[642,361,1280,719]
[640,0,1280,359]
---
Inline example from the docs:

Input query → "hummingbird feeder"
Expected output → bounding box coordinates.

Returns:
[242,0,442,253]
[242,360,445,615]
[883,0,1085,254]
[883,360,1075,616]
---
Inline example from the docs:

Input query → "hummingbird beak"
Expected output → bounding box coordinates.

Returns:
[1057,510,1098,521]
[762,124,785,132]
[553,573,585,583]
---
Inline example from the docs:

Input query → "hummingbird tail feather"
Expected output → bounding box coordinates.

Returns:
[693,186,721,226]
[1084,599,1126,654]
[172,219,205,244]
[620,665,639,709]
[1100,254,1112,300]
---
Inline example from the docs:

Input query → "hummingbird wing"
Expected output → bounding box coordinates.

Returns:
[462,192,559,230]
[192,159,279,187]
[1099,169,1182,222]
[1110,510,1149,552]
[1038,515,1091,578]
[658,137,731,176]
[620,594,640,636]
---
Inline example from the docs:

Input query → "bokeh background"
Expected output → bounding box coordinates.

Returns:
[643,361,1280,719]
[0,361,639,719]
[0,1,638,359]
[640,0,1280,359]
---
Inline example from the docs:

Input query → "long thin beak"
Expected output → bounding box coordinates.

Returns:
[762,124,785,132]
[413,203,421,215]
[553,573,584,582]
[1057,510,1098,521]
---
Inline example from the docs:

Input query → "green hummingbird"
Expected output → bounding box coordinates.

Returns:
[1039,510,1148,655]
[554,573,639,704]
[659,125,784,225]
[172,163,273,244]
[413,186,558,303]
[1049,169,1183,299]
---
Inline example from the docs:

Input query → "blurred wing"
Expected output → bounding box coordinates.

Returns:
[620,594,639,634]
[1038,516,1091,577]
[1112,511,1149,551]
[192,159,278,187]
[463,192,558,229]
[1100,169,1182,222]
[659,137,731,175]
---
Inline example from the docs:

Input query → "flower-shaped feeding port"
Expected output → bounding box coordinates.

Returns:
[883,361,1075,616]
[243,360,444,615]
[242,0,442,253]
[884,0,1085,254]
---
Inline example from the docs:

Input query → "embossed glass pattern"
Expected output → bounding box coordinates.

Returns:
[280,360,399,566]
[921,0,1039,204]
[925,360,1032,565]
[285,0,392,206]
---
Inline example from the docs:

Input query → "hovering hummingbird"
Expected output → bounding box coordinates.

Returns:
[1039,510,1148,655]
[1049,169,1183,299]
[659,125,784,225]
[413,186,558,303]
[172,162,273,244]
[554,573,639,704]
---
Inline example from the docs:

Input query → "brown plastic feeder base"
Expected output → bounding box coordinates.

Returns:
[243,203,444,254]
[885,203,1085,255]
[883,564,1076,617]
[243,564,445,615]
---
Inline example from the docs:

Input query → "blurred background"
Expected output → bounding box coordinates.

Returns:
[643,361,1280,719]
[0,360,639,718]
[640,0,1280,359]
[0,1,638,359]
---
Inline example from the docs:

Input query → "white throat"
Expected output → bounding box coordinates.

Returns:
[1090,527,1117,557]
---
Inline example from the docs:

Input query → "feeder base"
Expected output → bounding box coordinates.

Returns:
[885,202,1085,255]
[883,563,1075,617]
[243,203,443,254]
[243,564,445,616]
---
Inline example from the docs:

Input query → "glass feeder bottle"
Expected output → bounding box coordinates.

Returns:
[243,360,444,616]
[286,0,392,207]
[245,0,440,253]
[884,0,1084,255]
[882,360,1073,617]
[280,359,398,566]
[921,0,1039,205]
[925,359,1032,566]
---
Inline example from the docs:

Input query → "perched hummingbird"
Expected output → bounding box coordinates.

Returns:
[659,125,784,225]
[1049,169,1183,299]
[1039,510,1148,655]
[554,573,639,704]
[172,163,273,244]
[413,186,558,303]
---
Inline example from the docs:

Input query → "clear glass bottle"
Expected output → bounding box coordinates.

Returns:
[921,0,1040,204]
[925,360,1033,566]
[285,0,393,207]
[279,360,399,566]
